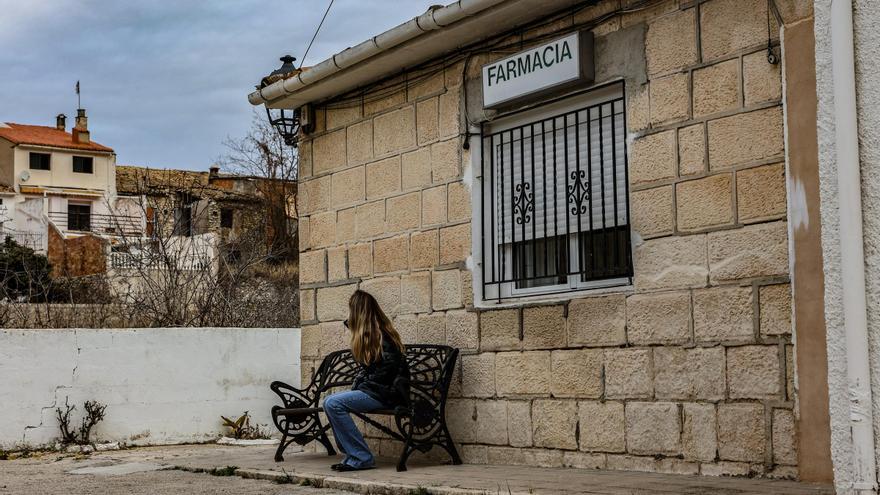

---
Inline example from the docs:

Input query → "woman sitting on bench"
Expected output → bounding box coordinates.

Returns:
[323,289,410,472]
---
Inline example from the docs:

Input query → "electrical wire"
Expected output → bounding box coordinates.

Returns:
[316,0,664,112]
[300,0,336,69]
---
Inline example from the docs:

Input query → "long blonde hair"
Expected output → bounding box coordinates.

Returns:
[348,290,405,365]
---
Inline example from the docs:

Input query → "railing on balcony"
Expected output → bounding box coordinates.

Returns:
[0,229,46,252]
[48,211,143,236]
[109,251,212,271]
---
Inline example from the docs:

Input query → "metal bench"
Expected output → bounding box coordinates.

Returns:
[270,344,462,472]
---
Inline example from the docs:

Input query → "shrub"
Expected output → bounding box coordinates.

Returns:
[0,237,52,301]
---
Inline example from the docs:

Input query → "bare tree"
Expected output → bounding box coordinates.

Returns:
[107,175,298,328]
[219,110,299,262]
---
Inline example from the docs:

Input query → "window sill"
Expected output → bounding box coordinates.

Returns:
[475,282,634,309]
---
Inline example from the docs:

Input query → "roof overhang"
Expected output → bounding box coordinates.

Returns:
[249,0,594,109]
[20,186,106,198]
[15,142,115,155]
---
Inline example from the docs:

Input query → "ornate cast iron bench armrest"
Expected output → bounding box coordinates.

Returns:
[270,380,315,409]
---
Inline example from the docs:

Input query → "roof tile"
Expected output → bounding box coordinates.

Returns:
[0,123,113,153]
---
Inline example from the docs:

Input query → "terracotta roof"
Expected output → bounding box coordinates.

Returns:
[0,123,113,153]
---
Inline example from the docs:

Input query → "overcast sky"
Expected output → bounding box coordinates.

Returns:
[0,0,440,170]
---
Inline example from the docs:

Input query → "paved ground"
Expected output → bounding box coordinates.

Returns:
[0,448,352,495]
[0,444,834,495]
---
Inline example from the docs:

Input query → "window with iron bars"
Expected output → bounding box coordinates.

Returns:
[478,85,632,301]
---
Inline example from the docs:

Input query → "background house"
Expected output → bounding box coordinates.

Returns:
[114,164,297,269]
[0,110,119,254]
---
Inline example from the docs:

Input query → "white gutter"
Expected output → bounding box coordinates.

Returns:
[249,0,506,107]
[249,0,592,109]
[830,0,878,492]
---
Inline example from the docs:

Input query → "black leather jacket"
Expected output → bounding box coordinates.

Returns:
[352,337,410,407]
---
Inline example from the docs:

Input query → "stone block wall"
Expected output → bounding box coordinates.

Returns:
[296,0,812,478]
[47,222,109,277]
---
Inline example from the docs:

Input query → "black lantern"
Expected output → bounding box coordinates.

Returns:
[262,55,301,147]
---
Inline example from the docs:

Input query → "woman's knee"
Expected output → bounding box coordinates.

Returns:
[324,394,346,413]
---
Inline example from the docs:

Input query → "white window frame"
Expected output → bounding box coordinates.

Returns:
[471,83,633,305]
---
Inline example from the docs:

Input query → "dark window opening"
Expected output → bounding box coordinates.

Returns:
[513,234,568,289]
[173,206,193,237]
[68,204,91,231]
[226,249,242,264]
[73,156,94,173]
[220,208,234,228]
[29,153,50,170]
[173,194,194,237]
[577,225,632,282]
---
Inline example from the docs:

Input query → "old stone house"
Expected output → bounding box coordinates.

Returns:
[249,0,876,489]
[114,165,297,266]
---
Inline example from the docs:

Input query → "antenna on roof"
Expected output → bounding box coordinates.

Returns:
[75,80,81,109]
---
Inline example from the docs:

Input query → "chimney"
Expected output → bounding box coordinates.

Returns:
[209,165,220,178]
[72,108,90,144]
[56,114,66,131]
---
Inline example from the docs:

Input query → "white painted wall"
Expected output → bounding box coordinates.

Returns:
[814,1,880,493]
[13,146,114,193]
[0,327,300,450]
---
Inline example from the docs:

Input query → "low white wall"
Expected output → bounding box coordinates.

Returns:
[0,327,300,450]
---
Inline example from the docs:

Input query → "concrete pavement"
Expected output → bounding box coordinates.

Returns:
[0,444,834,494]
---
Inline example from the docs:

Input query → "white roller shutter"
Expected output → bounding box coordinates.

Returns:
[494,97,627,244]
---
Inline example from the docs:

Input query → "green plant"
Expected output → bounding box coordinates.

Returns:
[409,487,429,495]
[0,449,8,460]
[276,467,294,485]
[209,466,238,476]
[220,411,271,440]
[0,237,52,302]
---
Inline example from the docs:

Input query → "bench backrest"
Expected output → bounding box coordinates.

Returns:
[312,344,459,402]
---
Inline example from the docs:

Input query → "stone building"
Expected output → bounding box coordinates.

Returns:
[249,0,848,485]
[116,165,260,240]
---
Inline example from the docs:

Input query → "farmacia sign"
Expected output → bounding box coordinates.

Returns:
[481,31,594,109]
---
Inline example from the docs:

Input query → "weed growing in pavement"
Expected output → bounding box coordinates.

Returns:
[220,411,272,440]
[208,466,238,477]
[276,468,294,485]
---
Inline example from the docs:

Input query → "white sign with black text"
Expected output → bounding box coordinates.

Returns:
[481,31,593,109]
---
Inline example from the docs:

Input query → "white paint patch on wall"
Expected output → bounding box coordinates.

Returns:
[0,327,300,450]
[787,178,809,232]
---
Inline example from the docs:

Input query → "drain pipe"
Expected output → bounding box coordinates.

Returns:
[830,0,878,492]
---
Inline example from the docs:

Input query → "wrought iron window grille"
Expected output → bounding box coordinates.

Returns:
[479,90,633,301]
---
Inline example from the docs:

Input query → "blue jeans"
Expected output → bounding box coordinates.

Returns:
[323,390,384,468]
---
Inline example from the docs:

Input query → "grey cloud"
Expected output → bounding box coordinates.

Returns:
[0,0,439,170]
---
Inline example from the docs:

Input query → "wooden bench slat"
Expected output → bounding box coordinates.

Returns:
[276,407,321,416]
[274,407,396,417]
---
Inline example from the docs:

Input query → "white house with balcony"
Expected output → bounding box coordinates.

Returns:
[0,109,143,252]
